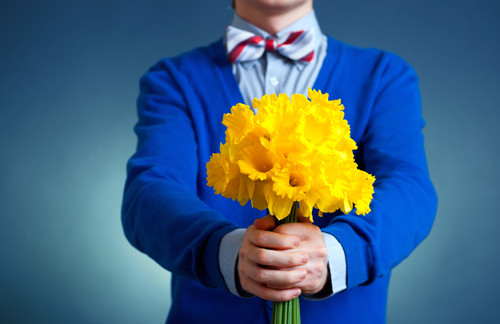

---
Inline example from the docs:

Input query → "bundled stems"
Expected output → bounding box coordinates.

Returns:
[271,202,301,324]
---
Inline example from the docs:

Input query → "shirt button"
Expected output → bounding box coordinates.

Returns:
[270,77,279,87]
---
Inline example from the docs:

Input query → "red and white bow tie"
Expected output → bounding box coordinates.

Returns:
[225,25,315,64]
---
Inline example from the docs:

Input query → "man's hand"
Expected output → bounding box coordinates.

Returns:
[272,217,328,295]
[238,216,308,301]
[237,215,329,301]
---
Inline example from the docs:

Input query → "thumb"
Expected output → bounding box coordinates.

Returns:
[297,209,313,224]
[254,215,277,231]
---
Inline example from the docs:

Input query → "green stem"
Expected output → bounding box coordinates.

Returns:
[271,202,301,324]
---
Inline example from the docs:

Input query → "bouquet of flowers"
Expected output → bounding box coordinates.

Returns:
[206,89,375,323]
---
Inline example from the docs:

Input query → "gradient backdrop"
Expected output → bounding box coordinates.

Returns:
[1,0,499,323]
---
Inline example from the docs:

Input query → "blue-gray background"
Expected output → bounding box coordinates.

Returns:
[1,0,499,323]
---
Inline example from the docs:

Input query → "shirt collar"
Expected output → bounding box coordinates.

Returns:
[228,10,324,70]
[231,10,323,49]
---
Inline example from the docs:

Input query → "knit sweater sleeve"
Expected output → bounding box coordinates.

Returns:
[121,59,237,291]
[321,52,438,289]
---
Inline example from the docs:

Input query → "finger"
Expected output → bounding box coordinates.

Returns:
[247,265,307,288]
[242,278,301,302]
[266,282,303,290]
[297,214,313,224]
[248,248,309,268]
[254,215,277,231]
[274,222,320,241]
[248,228,300,249]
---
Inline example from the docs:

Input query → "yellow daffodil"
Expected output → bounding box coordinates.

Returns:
[237,142,279,181]
[206,153,240,199]
[206,88,375,222]
[348,170,376,215]
[254,94,301,137]
[272,163,312,202]
[222,103,255,145]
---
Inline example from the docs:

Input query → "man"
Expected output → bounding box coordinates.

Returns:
[122,0,437,323]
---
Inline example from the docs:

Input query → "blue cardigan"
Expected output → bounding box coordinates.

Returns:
[122,37,437,323]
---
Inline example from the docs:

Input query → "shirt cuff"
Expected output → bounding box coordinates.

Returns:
[323,232,347,293]
[218,228,247,297]
[304,232,347,300]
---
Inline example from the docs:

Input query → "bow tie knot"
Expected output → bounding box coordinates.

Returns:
[225,26,315,64]
[265,38,277,51]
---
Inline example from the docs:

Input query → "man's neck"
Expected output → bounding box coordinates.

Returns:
[235,1,313,35]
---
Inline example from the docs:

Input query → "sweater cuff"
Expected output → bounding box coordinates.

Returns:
[218,228,247,296]
[203,224,240,290]
[323,221,371,288]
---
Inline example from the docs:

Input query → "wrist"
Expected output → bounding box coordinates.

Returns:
[303,264,333,299]
[235,256,254,298]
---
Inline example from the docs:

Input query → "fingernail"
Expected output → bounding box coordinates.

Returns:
[300,254,308,263]
[293,239,300,247]
[299,271,307,280]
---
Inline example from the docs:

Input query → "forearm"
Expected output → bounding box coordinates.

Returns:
[321,55,437,288]
[122,61,239,290]
[122,173,239,289]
